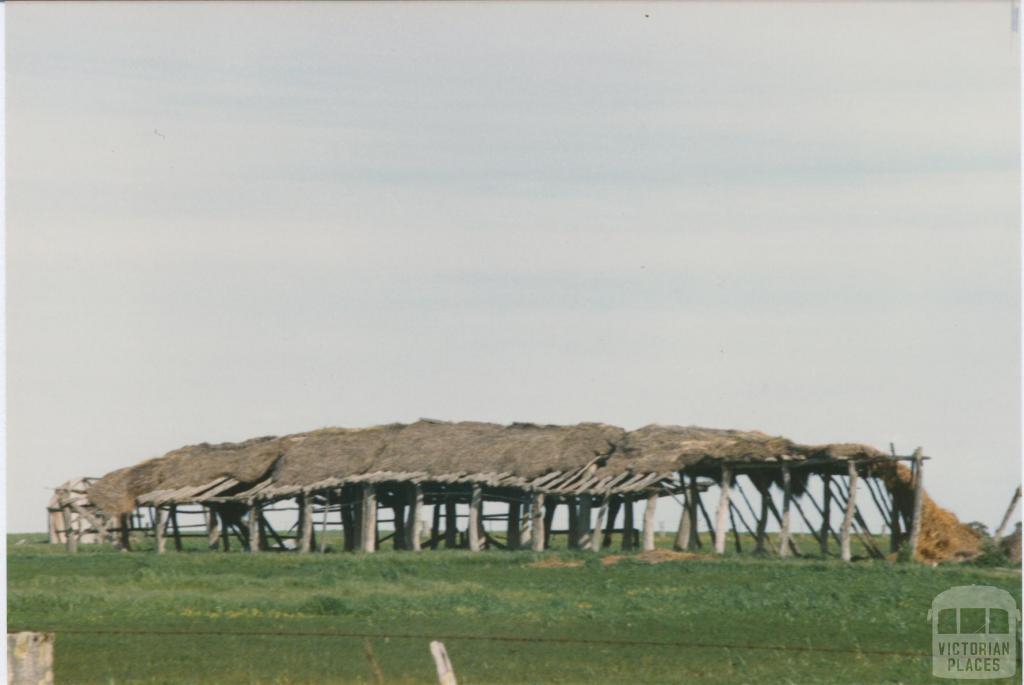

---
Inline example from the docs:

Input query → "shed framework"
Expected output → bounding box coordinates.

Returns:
[64,420,948,561]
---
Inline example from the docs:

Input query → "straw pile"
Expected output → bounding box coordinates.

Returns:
[874,462,981,562]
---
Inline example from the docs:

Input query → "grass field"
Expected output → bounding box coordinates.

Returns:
[8,533,1021,684]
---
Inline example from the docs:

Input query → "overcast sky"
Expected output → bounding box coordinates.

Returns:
[7,2,1020,534]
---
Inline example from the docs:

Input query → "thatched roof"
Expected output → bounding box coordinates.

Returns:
[86,420,887,515]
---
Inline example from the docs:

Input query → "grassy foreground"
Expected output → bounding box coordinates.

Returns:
[8,533,1021,685]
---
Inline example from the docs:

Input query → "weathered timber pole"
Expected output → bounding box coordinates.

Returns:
[907,447,925,561]
[170,505,183,552]
[567,497,580,550]
[7,632,54,685]
[468,485,483,552]
[714,465,732,554]
[346,489,360,551]
[393,502,407,551]
[778,465,793,557]
[840,462,859,562]
[603,498,621,547]
[621,496,635,551]
[298,493,314,553]
[530,492,545,552]
[206,506,220,551]
[507,498,522,549]
[118,513,131,550]
[819,474,832,556]
[674,472,692,551]
[687,476,701,548]
[994,486,1021,540]
[591,496,609,552]
[155,506,168,554]
[407,484,423,551]
[754,480,769,554]
[444,501,458,548]
[248,501,262,553]
[219,512,231,551]
[361,483,378,553]
[642,493,658,552]
[577,496,592,549]
[61,505,78,554]
[543,497,556,548]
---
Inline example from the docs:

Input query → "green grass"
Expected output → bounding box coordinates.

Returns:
[8,533,1021,684]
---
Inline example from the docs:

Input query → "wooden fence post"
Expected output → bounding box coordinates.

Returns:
[907,448,925,561]
[530,492,545,552]
[840,462,859,562]
[430,641,458,685]
[778,466,793,557]
[714,465,732,554]
[642,493,658,552]
[361,484,377,553]
[7,632,54,685]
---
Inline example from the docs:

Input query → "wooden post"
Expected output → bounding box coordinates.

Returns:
[754,479,769,554]
[430,640,458,685]
[119,513,132,550]
[206,507,220,551]
[577,496,592,549]
[430,501,442,549]
[361,483,377,553]
[248,501,262,553]
[820,474,832,555]
[61,505,78,554]
[907,448,925,561]
[468,485,483,552]
[507,498,522,549]
[219,512,231,551]
[994,486,1021,540]
[840,462,859,562]
[543,497,556,548]
[155,506,168,554]
[319,496,330,553]
[444,500,458,548]
[714,465,732,554]
[342,490,357,551]
[170,504,183,552]
[591,496,608,552]
[407,484,423,551]
[621,496,635,551]
[298,493,314,553]
[642,493,657,552]
[7,632,54,685]
[393,502,407,550]
[687,476,701,548]
[778,466,793,558]
[567,497,579,550]
[673,472,692,551]
[530,492,545,551]
[603,498,621,547]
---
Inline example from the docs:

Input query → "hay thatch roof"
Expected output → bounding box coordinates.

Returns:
[86,420,887,515]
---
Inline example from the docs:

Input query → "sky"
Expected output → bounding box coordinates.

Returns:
[6,2,1020,535]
